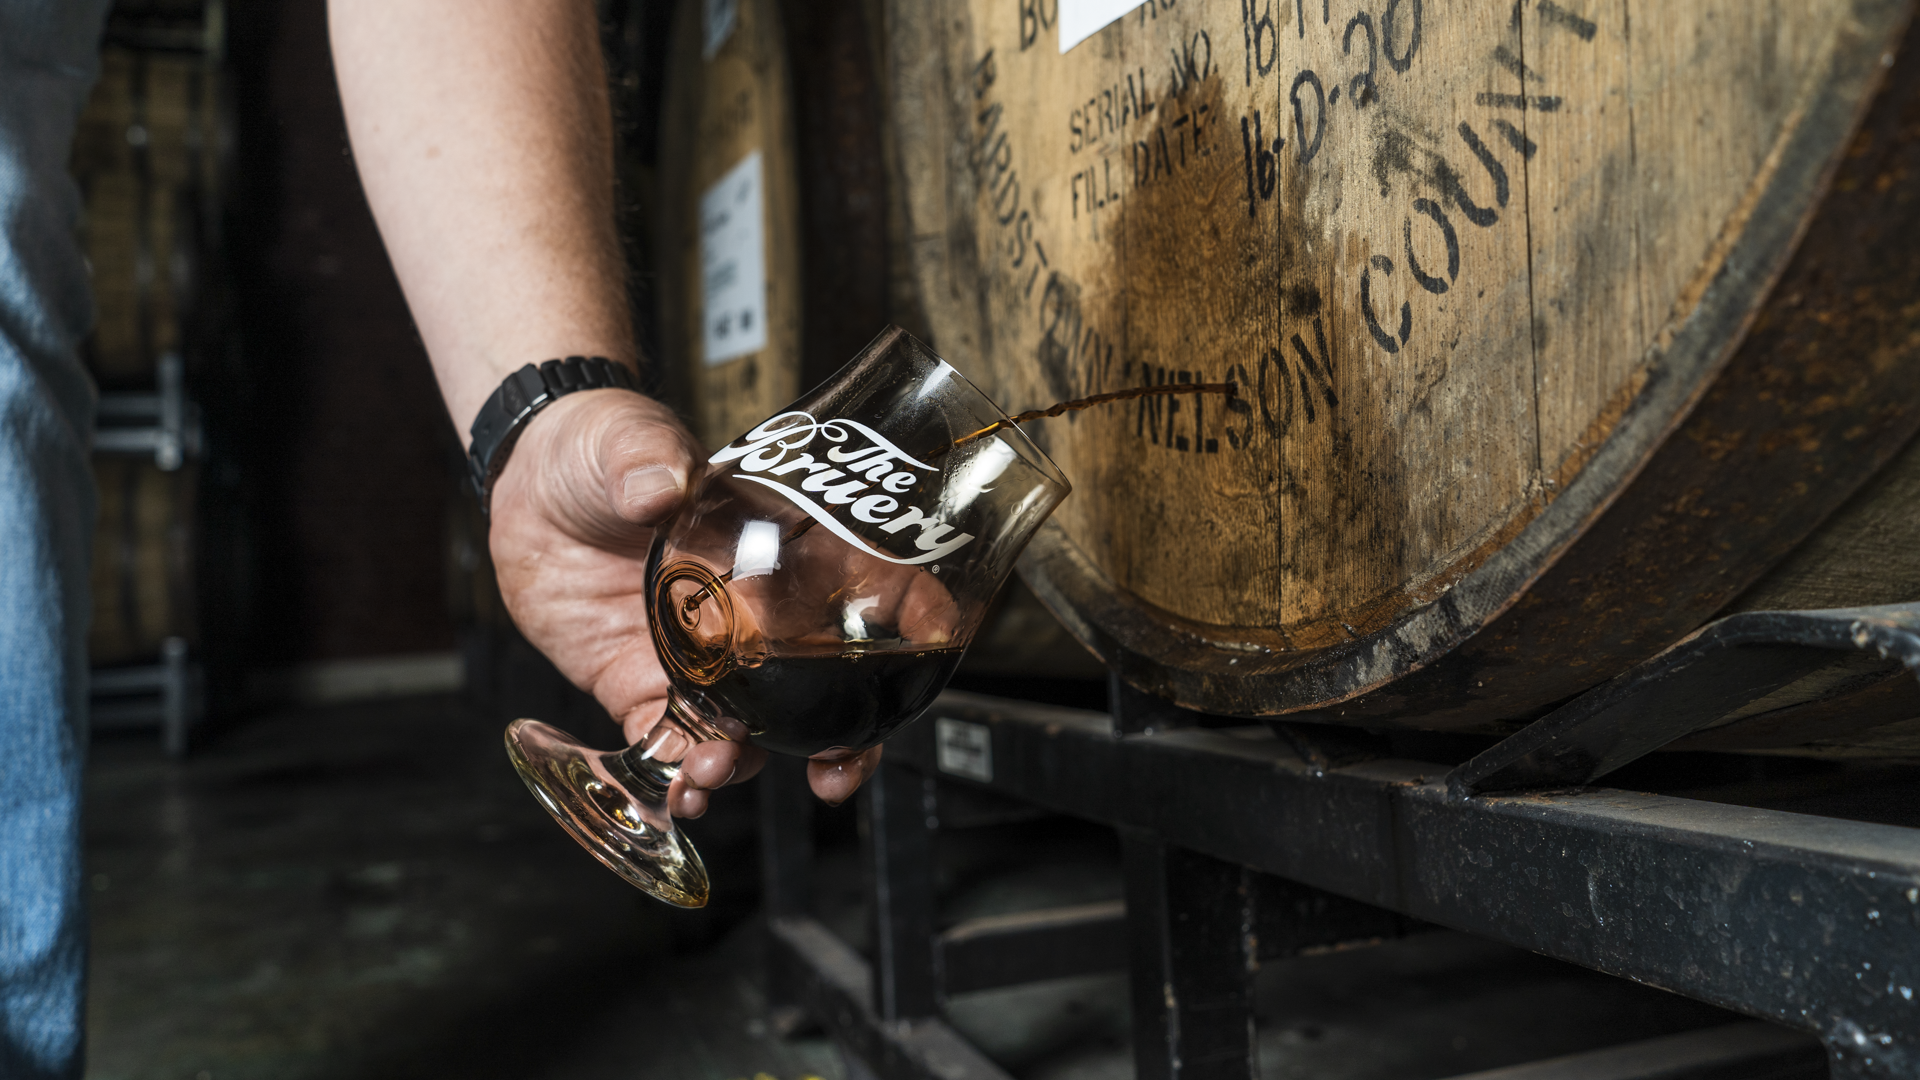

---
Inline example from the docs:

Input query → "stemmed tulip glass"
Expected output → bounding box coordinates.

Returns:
[504,327,1071,907]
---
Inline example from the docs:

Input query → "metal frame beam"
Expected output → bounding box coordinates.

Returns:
[1122,832,1259,1080]
[769,915,1014,1080]
[893,693,1920,1076]
[1438,1022,1824,1080]
[936,900,1126,995]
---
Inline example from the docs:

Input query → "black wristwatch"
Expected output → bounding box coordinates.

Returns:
[467,355,640,518]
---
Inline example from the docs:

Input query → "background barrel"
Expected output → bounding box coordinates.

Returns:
[655,0,806,449]
[72,13,225,677]
[90,458,198,667]
[883,0,1920,739]
[72,33,223,390]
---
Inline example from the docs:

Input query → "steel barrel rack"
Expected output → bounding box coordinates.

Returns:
[760,604,1920,1079]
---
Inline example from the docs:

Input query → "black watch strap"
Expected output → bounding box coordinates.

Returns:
[467,355,639,518]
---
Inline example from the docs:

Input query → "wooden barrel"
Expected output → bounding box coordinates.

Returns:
[655,0,806,448]
[75,15,220,671]
[884,0,1920,733]
[70,41,222,388]
[90,458,198,667]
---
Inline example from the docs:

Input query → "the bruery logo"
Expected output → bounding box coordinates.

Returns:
[710,412,976,566]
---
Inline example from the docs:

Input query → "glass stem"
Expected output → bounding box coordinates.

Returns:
[611,690,733,807]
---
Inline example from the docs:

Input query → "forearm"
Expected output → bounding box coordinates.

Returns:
[329,0,633,442]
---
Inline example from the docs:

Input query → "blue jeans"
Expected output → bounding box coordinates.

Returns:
[0,1,112,1076]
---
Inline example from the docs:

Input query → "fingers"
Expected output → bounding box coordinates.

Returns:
[595,394,701,528]
[673,742,881,816]
[896,570,960,645]
[807,745,883,806]
[631,709,762,821]
[682,737,766,790]
[669,741,766,818]
[619,697,670,748]
[668,778,709,821]
[489,389,703,556]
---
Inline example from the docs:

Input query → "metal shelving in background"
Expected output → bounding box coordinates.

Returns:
[76,0,226,754]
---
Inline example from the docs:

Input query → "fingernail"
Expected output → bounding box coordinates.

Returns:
[623,466,682,511]
[822,762,850,807]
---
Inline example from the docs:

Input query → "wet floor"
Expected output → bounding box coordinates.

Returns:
[84,694,839,1080]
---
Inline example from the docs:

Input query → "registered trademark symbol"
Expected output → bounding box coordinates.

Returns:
[931,565,941,574]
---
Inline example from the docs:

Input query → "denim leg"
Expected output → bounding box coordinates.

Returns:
[0,2,114,1077]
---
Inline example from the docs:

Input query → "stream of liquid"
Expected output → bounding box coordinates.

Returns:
[939,380,1238,456]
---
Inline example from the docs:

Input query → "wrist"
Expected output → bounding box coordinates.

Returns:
[487,387,701,555]
[467,356,642,517]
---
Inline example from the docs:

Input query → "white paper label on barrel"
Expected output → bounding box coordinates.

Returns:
[935,718,993,783]
[701,0,737,59]
[1057,0,1139,53]
[699,151,767,365]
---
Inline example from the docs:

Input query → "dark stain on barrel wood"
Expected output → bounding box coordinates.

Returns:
[989,0,1920,735]
[887,0,1920,742]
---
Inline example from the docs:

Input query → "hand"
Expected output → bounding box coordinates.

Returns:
[486,388,884,817]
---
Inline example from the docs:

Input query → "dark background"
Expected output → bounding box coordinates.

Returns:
[196,0,678,729]
[217,0,457,668]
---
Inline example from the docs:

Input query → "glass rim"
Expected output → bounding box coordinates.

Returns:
[878,327,1072,498]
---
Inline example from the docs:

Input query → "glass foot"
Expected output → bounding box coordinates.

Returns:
[504,719,709,908]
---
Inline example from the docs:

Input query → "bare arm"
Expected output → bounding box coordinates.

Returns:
[331,0,631,434]
[329,0,882,811]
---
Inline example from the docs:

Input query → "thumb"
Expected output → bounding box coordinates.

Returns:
[594,393,702,528]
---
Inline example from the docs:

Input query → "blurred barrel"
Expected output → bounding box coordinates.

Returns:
[74,5,224,673]
[882,0,1920,733]
[90,458,198,667]
[70,30,223,389]
[655,0,805,448]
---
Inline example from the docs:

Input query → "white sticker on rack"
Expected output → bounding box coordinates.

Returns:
[935,717,993,783]
[699,151,768,365]
[1059,0,1140,53]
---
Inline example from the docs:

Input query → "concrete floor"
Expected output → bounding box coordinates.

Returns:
[84,695,839,1080]
[85,694,1808,1080]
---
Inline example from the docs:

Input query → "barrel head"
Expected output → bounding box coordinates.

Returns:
[886,0,1920,729]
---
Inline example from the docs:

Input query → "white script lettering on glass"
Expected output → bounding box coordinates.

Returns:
[710,412,978,565]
